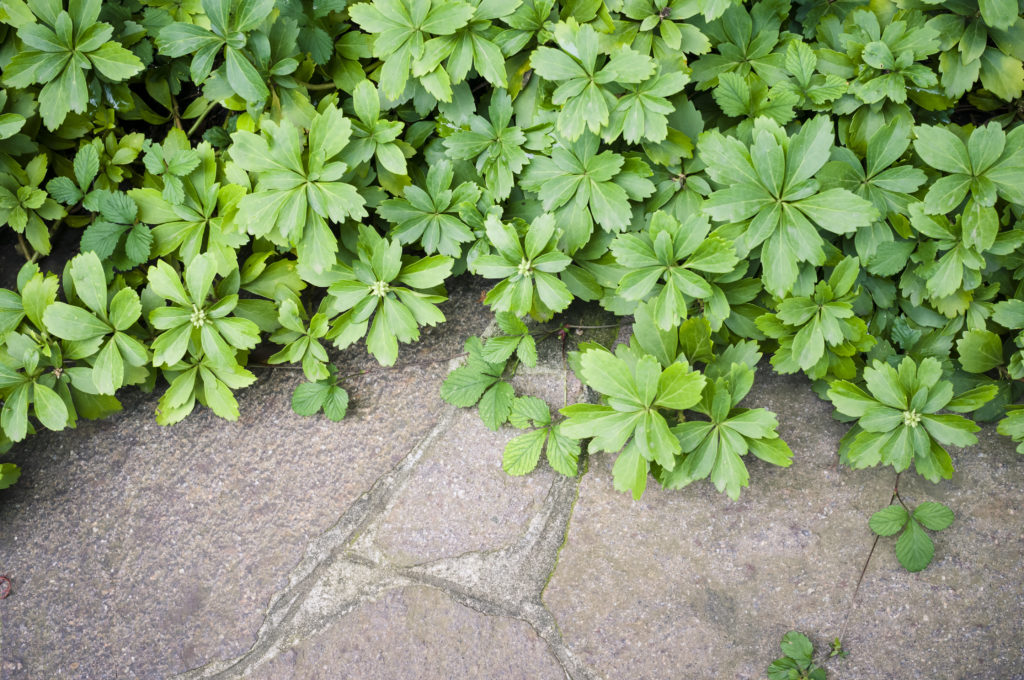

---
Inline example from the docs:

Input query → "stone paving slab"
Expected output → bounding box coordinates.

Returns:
[2,276,1023,680]
[0,362,457,679]
[365,408,557,567]
[245,586,565,680]
[0,280,493,679]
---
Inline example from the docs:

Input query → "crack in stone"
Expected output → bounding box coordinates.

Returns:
[175,322,524,679]
[540,454,586,597]
[393,471,591,679]
[173,404,459,679]
[395,476,591,679]
[175,440,590,680]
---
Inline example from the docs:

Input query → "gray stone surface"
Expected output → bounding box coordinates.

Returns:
[1,286,1023,680]
[246,586,564,680]
[367,408,557,567]
[0,280,493,679]
[0,363,456,679]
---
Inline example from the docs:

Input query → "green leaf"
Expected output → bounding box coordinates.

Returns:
[546,424,580,476]
[291,380,328,416]
[612,443,648,500]
[895,518,935,572]
[478,381,514,430]
[441,342,504,407]
[86,41,144,81]
[827,380,877,418]
[913,502,954,531]
[997,409,1024,453]
[945,385,998,413]
[956,329,1003,373]
[322,384,350,421]
[224,46,269,102]
[655,362,706,410]
[914,125,970,175]
[778,631,814,666]
[43,302,109,340]
[979,0,1018,30]
[33,382,68,431]
[70,251,108,317]
[0,463,21,490]
[793,189,878,234]
[503,428,546,475]
[869,504,909,536]
[579,348,640,404]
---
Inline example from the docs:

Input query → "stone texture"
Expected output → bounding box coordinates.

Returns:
[542,368,898,680]
[367,409,557,567]
[246,586,565,680]
[0,366,450,679]
[0,279,492,680]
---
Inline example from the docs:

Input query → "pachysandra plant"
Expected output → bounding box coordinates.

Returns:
[701,116,879,296]
[659,348,794,500]
[471,212,573,321]
[156,0,274,104]
[229,102,367,274]
[0,155,66,257]
[560,343,707,499]
[757,257,875,380]
[2,0,143,129]
[147,253,262,371]
[41,251,148,395]
[827,357,996,482]
[0,0,1023,588]
[610,209,739,330]
[377,159,481,257]
[325,225,453,366]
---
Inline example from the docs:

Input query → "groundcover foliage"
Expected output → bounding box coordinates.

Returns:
[1,0,1024,574]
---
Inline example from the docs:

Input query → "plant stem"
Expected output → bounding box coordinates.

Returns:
[296,80,338,91]
[893,473,909,511]
[186,101,216,137]
[170,96,183,130]
[16,233,32,262]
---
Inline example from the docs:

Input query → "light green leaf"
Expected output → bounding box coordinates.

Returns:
[956,329,1003,373]
[913,502,954,531]
[478,380,515,430]
[33,382,68,431]
[503,428,546,475]
[224,46,269,102]
[43,302,109,340]
[895,518,934,572]
[612,443,648,500]
[869,504,909,536]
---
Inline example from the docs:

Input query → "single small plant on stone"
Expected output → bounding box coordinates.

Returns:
[766,631,830,680]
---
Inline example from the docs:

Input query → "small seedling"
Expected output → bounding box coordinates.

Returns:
[828,638,848,659]
[766,631,827,680]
